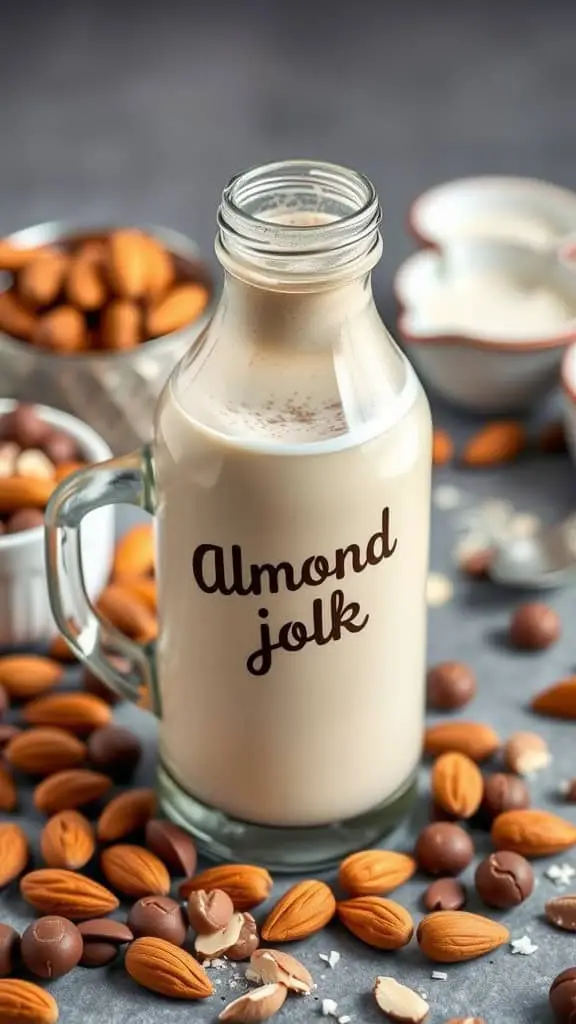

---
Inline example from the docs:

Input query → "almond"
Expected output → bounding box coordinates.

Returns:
[33,768,112,815]
[374,977,429,1023]
[112,523,155,580]
[0,475,54,512]
[48,633,76,663]
[18,251,68,309]
[96,787,156,842]
[123,576,157,612]
[248,949,314,995]
[40,810,95,870]
[96,583,157,642]
[194,911,244,960]
[0,654,63,700]
[145,237,174,298]
[107,229,150,299]
[21,868,119,918]
[0,240,42,270]
[261,880,336,942]
[0,978,59,1024]
[0,823,29,887]
[531,679,576,719]
[66,242,107,310]
[125,935,213,998]
[219,983,287,1022]
[431,752,484,818]
[32,306,88,353]
[100,299,141,350]
[424,721,500,762]
[462,421,526,467]
[337,896,413,949]
[0,289,37,339]
[416,910,509,962]
[503,731,551,775]
[5,727,86,775]
[147,283,209,337]
[491,808,576,856]
[0,763,17,811]
[101,843,170,898]
[180,864,273,910]
[23,692,112,733]
[53,462,86,485]
[338,850,416,896]
[433,428,454,466]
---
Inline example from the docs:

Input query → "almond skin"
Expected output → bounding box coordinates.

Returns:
[23,692,112,733]
[433,428,454,466]
[106,229,150,299]
[0,823,29,887]
[112,523,155,580]
[66,242,107,311]
[0,654,63,700]
[147,283,209,337]
[180,864,273,911]
[18,251,68,309]
[48,633,77,662]
[0,289,37,340]
[32,306,88,353]
[101,844,170,898]
[0,476,54,513]
[261,880,336,943]
[0,240,42,270]
[531,679,576,719]
[40,810,95,870]
[491,808,576,856]
[337,896,413,949]
[431,752,484,818]
[96,788,156,842]
[125,936,213,999]
[0,764,17,812]
[101,299,141,350]
[5,727,86,775]
[96,583,157,643]
[33,768,112,815]
[462,421,526,467]
[338,850,416,896]
[424,721,501,762]
[0,978,59,1024]
[21,868,119,919]
[417,910,510,962]
[122,577,157,613]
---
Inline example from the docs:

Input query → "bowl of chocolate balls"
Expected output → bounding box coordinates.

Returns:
[0,400,114,646]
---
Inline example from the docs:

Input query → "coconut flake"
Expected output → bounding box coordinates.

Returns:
[431,971,448,980]
[433,484,463,510]
[322,999,339,1017]
[426,572,454,608]
[510,935,538,955]
[545,863,575,888]
[319,951,340,969]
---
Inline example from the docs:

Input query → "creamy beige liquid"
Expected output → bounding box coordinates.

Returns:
[153,274,431,829]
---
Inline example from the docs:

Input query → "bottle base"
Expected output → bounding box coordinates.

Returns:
[157,761,418,873]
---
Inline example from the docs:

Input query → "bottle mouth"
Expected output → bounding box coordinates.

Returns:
[217,159,382,282]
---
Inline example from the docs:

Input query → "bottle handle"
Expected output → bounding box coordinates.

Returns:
[44,446,160,714]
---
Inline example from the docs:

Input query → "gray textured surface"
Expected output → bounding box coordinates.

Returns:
[1,2,576,1022]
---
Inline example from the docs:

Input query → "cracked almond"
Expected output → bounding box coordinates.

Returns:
[374,976,429,1022]
[248,948,313,994]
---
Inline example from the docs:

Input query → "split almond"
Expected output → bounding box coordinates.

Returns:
[125,935,213,999]
[101,843,170,897]
[0,823,29,887]
[0,763,17,811]
[0,978,59,1024]
[261,880,336,942]
[96,787,156,842]
[338,849,416,896]
[491,808,576,856]
[0,654,63,699]
[431,751,484,818]
[462,421,526,467]
[112,523,155,579]
[531,679,576,719]
[220,984,287,1022]
[194,911,244,959]
[33,768,112,815]
[5,727,86,775]
[433,428,454,466]
[417,910,509,962]
[41,810,95,870]
[503,731,550,775]
[23,691,112,733]
[424,721,500,762]
[337,896,413,949]
[21,867,119,918]
[374,976,429,1023]
[248,948,314,994]
[180,863,273,910]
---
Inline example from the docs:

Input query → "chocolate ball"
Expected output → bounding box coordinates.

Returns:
[509,601,560,650]
[482,772,530,820]
[0,923,20,977]
[0,404,49,448]
[423,877,467,912]
[415,822,474,876]
[475,851,534,909]
[426,661,476,711]
[87,723,141,778]
[6,508,45,533]
[77,918,133,968]
[41,429,79,466]
[127,895,187,946]
[146,819,197,878]
[460,547,494,579]
[550,967,576,1022]
[83,656,130,707]
[21,916,83,979]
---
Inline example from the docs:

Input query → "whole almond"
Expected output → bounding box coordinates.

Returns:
[0,654,63,699]
[66,242,107,311]
[0,978,59,1024]
[100,299,141,350]
[0,476,54,513]
[23,692,112,733]
[96,583,157,643]
[0,289,37,339]
[374,976,429,1024]
[187,889,234,934]
[545,894,576,931]
[261,880,336,943]
[18,251,68,309]
[180,864,273,910]
[0,240,42,270]
[21,868,118,918]
[433,428,454,466]
[503,731,551,775]
[219,983,287,1022]
[424,721,500,762]
[41,810,95,870]
[417,910,509,962]
[5,727,86,775]
[491,808,576,856]
[33,768,112,815]
[96,788,156,842]
[0,823,29,887]
[147,283,209,337]
[101,844,170,898]
[107,229,150,299]
[531,679,576,719]
[248,948,314,995]
[462,421,526,467]
[112,523,155,580]
[0,764,17,812]
[48,634,76,663]
[125,935,213,998]
[32,306,88,353]
[431,752,484,818]
[337,896,413,949]
[145,237,174,298]
[123,577,157,612]
[338,849,416,896]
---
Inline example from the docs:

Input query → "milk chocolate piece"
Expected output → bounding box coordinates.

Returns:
[415,822,474,876]
[0,923,20,977]
[423,877,466,912]
[546,896,576,932]
[482,772,530,820]
[77,917,133,967]
[426,661,476,711]
[146,819,197,877]
[20,916,82,979]
[87,723,141,777]
[550,967,576,1022]
[475,851,534,909]
[509,601,560,650]
[127,895,187,946]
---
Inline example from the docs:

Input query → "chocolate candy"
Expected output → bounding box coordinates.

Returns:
[0,404,50,448]
[187,889,234,934]
[460,547,493,579]
[426,661,476,711]
[475,851,534,909]
[41,428,79,466]
[415,822,474,876]
[550,967,576,1022]
[20,915,83,979]
[509,601,560,650]
[6,508,45,533]
[564,780,576,802]
[0,923,20,977]
[482,772,530,820]
[146,819,197,878]
[87,723,141,777]
[546,895,576,932]
[83,657,127,706]
[423,877,466,912]
[127,895,188,946]
[226,913,260,961]
[77,918,133,967]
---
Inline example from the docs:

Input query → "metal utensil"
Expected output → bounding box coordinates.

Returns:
[490,512,576,588]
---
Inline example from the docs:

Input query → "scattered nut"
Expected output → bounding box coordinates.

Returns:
[373,976,429,1023]
[427,661,476,711]
[509,601,561,650]
[475,851,534,909]
[503,731,551,775]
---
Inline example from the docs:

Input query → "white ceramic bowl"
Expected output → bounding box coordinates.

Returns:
[561,344,576,465]
[0,401,114,646]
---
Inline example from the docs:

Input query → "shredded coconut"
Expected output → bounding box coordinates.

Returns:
[427,572,454,608]
[510,935,538,955]
[322,999,339,1017]
[433,484,463,510]
[545,863,575,888]
[319,951,340,969]
[431,971,448,980]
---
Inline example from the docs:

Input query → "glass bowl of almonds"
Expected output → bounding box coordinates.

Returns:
[0,222,215,454]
